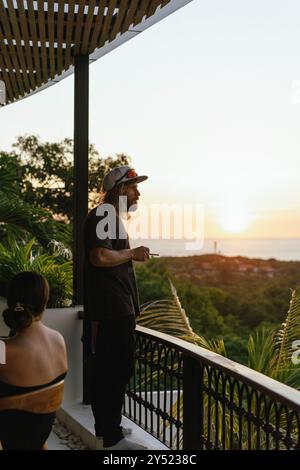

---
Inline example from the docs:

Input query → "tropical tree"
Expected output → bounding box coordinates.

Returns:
[1,135,132,247]
[8,135,131,221]
[0,153,70,246]
[136,280,226,447]
[137,280,300,449]
[138,279,226,355]
[0,238,72,307]
[248,286,300,388]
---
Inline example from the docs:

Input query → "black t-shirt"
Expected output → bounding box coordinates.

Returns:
[83,206,140,321]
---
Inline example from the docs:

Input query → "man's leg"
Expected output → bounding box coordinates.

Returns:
[91,362,104,437]
[92,315,136,446]
[91,361,130,441]
[100,370,131,446]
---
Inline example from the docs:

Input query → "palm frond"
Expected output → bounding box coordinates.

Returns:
[276,286,300,370]
[247,327,277,375]
[138,279,226,356]
[0,192,70,246]
[0,238,72,307]
[0,157,21,195]
[138,279,201,343]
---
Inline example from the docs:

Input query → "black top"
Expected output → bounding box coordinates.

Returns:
[0,372,67,398]
[0,372,67,450]
[83,206,140,321]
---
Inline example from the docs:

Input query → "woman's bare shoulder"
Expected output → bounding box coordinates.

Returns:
[42,326,67,362]
[45,326,65,344]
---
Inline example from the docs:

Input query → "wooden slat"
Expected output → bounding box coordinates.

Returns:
[65,0,75,68]
[133,0,152,26]
[81,0,97,55]
[56,0,65,75]
[146,0,161,18]
[1,43,48,66]
[0,2,24,96]
[27,0,42,87]
[37,0,48,84]
[6,12,65,42]
[0,54,13,102]
[0,0,173,104]
[88,0,106,53]
[16,0,35,90]
[0,32,20,100]
[121,0,140,34]
[74,2,85,54]
[47,0,56,79]
[98,0,118,48]
[6,0,30,93]
[109,0,131,42]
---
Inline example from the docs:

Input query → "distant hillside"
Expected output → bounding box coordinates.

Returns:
[163,254,300,286]
[162,254,300,326]
[135,255,300,364]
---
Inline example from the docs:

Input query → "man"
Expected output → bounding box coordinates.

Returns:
[83,166,150,450]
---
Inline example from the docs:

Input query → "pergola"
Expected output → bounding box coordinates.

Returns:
[0,0,192,304]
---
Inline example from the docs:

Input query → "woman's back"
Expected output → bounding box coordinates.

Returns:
[0,324,67,388]
[0,271,68,450]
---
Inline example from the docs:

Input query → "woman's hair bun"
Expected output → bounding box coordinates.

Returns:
[3,302,33,330]
[3,271,49,331]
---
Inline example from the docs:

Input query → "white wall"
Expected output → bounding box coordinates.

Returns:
[43,307,83,405]
[0,297,83,405]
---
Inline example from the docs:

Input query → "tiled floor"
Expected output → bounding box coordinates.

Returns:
[57,403,168,450]
[48,432,71,450]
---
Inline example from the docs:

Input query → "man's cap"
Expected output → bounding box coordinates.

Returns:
[103,166,148,191]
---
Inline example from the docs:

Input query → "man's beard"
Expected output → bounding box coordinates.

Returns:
[128,201,138,212]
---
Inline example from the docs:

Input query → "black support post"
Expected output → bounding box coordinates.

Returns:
[73,54,89,306]
[73,55,90,404]
[183,357,204,450]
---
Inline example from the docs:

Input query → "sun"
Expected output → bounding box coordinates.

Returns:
[217,204,252,234]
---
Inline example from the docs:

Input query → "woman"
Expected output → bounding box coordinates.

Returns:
[0,271,68,450]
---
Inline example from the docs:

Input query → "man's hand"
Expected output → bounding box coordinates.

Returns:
[90,246,151,267]
[131,246,150,262]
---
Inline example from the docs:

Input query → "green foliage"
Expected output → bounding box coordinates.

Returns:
[10,135,130,221]
[222,331,248,364]
[0,191,70,247]
[136,261,230,340]
[138,280,199,344]
[276,286,300,370]
[0,134,133,308]
[138,273,300,449]
[174,281,226,338]
[0,239,72,308]
[247,327,277,374]
[136,255,300,367]
[0,149,70,247]
[135,258,171,304]
[138,279,226,356]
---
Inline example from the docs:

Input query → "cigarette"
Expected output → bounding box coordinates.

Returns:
[150,253,159,256]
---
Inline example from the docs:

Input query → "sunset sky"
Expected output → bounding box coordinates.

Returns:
[1,0,300,239]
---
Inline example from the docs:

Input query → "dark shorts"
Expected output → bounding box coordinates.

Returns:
[95,315,136,378]
[0,410,55,450]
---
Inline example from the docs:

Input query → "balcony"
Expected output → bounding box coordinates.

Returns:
[35,305,300,450]
[129,326,300,450]
[1,303,300,450]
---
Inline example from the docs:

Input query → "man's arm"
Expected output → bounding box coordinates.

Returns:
[89,246,150,267]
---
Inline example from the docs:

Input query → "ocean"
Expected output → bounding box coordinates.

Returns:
[129,238,300,261]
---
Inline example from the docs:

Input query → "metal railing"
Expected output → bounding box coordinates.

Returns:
[124,325,300,450]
